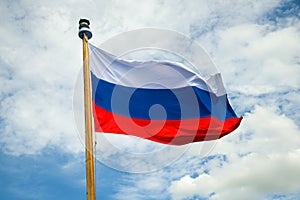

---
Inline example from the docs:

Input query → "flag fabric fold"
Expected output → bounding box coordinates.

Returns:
[89,43,242,145]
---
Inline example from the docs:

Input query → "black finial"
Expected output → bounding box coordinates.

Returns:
[78,18,92,39]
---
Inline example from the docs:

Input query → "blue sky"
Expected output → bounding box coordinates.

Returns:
[0,0,300,199]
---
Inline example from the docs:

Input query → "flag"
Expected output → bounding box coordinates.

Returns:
[89,43,242,145]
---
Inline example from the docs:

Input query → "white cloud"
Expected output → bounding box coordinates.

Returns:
[0,1,84,155]
[205,21,300,89]
[169,106,300,200]
[113,175,169,200]
[0,85,83,155]
[170,151,300,200]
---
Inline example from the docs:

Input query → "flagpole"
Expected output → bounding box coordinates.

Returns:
[78,19,96,200]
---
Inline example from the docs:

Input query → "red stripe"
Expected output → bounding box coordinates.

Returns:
[93,102,242,145]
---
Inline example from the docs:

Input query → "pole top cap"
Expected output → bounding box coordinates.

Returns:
[78,18,92,40]
[79,18,90,25]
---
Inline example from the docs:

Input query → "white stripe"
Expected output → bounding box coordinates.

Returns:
[89,43,226,96]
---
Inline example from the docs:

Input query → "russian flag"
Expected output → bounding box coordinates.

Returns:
[89,43,242,145]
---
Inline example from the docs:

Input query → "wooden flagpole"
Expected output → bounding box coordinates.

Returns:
[78,19,96,200]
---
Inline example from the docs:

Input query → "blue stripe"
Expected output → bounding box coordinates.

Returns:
[91,73,237,120]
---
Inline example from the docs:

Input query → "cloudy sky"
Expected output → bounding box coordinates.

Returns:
[1,0,300,199]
